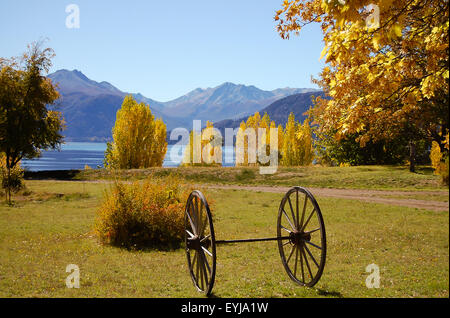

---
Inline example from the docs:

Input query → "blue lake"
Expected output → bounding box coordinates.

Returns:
[21,142,236,171]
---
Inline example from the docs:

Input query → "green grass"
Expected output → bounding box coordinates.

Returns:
[0,180,448,297]
[74,165,448,191]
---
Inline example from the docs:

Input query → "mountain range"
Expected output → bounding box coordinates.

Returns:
[214,91,326,135]
[47,69,321,141]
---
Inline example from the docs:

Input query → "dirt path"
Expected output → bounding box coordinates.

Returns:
[205,184,449,212]
[34,179,449,212]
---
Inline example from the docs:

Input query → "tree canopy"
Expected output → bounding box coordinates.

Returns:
[275,0,449,158]
[105,95,167,169]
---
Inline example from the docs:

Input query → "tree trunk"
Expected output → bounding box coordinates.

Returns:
[409,140,416,173]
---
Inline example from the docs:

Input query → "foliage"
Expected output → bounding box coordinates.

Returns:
[234,111,315,167]
[430,140,449,185]
[275,0,449,166]
[430,141,443,175]
[281,113,314,166]
[94,176,192,249]
[0,42,64,203]
[0,153,24,196]
[315,130,429,166]
[104,95,167,169]
[182,121,222,166]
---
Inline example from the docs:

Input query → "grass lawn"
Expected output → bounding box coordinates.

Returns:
[73,165,448,191]
[0,179,448,298]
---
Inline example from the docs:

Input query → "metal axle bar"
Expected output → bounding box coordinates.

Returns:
[216,236,291,245]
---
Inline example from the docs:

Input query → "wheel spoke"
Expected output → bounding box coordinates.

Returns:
[280,225,292,233]
[198,253,204,289]
[303,239,322,250]
[299,245,305,283]
[189,201,198,235]
[287,196,297,230]
[186,206,197,236]
[301,247,313,280]
[194,197,200,234]
[282,208,296,231]
[304,228,320,235]
[293,245,299,277]
[199,252,208,288]
[299,193,307,229]
[200,234,211,243]
[201,250,211,275]
[191,252,197,270]
[186,229,195,239]
[203,250,211,274]
[201,246,213,257]
[286,244,296,264]
[198,201,206,236]
[304,244,320,268]
[195,252,200,285]
[300,208,316,232]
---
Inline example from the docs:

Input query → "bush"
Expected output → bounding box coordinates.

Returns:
[430,141,443,175]
[0,155,25,198]
[94,176,193,249]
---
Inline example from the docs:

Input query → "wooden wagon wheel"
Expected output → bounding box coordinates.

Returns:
[184,190,216,296]
[277,187,326,287]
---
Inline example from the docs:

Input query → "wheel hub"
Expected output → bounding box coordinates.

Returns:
[289,231,311,246]
[187,236,211,251]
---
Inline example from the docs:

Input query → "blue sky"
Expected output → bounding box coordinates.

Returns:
[0,0,325,102]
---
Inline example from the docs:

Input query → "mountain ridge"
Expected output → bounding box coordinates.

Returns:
[46,69,320,141]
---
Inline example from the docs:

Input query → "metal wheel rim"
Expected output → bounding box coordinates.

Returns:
[185,190,216,296]
[277,187,326,287]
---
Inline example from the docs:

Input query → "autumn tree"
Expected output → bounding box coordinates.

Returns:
[276,0,449,172]
[280,113,314,166]
[105,95,167,169]
[235,112,279,166]
[182,121,222,166]
[0,42,64,203]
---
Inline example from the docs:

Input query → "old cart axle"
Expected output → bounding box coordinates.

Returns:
[184,187,327,296]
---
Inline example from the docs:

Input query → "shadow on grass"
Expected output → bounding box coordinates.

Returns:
[316,288,344,298]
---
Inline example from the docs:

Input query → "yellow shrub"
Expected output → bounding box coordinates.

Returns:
[430,141,443,175]
[0,153,25,195]
[94,176,194,249]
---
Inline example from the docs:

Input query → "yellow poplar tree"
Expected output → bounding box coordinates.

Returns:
[280,113,314,166]
[235,112,278,166]
[182,121,222,166]
[105,95,167,169]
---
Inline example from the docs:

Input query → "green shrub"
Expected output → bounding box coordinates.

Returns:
[94,176,193,249]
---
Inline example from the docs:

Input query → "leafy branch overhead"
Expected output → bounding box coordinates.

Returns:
[275,0,449,153]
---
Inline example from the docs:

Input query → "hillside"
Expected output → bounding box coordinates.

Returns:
[213,91,326,135]
[47,69,319,141]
